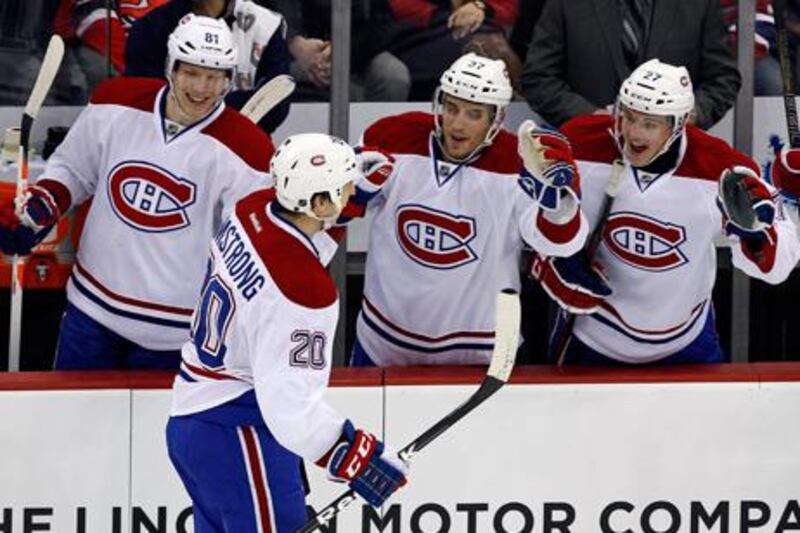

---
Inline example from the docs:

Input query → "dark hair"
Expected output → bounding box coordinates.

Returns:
[273,191,332,215]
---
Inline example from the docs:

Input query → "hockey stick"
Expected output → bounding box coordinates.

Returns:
[239,74,295,124]
[552,159,625,366]
[773,0,800,147]
[105,0,112,78]
[297,289,521,533]
[8,35,65,372]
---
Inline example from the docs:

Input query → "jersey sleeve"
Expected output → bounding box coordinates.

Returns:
[728,197,800,284]
[35,103,104,207]
[513,180,588,257]
[716,143,800,283]
[247,296,344,463]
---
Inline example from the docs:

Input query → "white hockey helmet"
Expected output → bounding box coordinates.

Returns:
[434,53,513,154]
[272,133,361,221]
[615,59,694,159]
[165,14,237,78]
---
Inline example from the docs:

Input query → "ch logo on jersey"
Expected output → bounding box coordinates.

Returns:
[107,161,197,232]
[603,212,687,271]
[396,204,477,269]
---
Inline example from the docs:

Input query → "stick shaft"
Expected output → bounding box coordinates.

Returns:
[8,36,64,371]
[553,160,625,365]
[296,378,505,533]
[297,292,520,533]
[774,0,800,147]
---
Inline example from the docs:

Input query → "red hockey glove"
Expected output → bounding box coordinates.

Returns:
[768,136,800,203]
[517,120,581,212]
[717,166,776,241]
[529,251,612,314]
[356,146,394,195]
[318,420,407,507]
[338,146,395,222]
[0,180,69,255]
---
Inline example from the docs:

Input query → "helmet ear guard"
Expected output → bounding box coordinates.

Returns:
[272,133,361,222]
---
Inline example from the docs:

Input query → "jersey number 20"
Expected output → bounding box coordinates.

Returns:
[290,330,326,370]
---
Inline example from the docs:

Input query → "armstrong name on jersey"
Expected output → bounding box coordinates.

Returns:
[213,219,266,302]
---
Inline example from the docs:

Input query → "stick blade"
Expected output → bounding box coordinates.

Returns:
[487,289,520,382]
[25,35,65,119]
[240,74,295,123]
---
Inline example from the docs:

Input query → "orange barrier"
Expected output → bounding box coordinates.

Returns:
[0,179,88,290]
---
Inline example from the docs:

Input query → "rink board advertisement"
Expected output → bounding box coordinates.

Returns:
[1,367,800,533]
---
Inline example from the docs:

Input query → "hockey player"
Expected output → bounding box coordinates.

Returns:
[351,52,589,366]
[125,0,291,133]
[0,14,274,369]
[530,59,800,365]
[167,133,407,532]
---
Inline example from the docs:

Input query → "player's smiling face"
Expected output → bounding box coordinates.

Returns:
[167,62,229,125]
[619,106,673,167]
[440,94,493,161]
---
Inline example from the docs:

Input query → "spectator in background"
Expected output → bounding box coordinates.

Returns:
[720,0,781,96]
[0,0,91,105]
[508,0,547,63]
[521,0,741,129]
[125,0,291,133]
[262,0,332,95]
[371,0,520,100]
[264,0,411,101]
[54,0,169,88]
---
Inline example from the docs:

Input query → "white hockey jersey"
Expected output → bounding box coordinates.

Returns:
[171,188,344,463]
[40,77,274,350]
[231,0,284,89]
[355,112,589,366]
[564,115,800,362]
